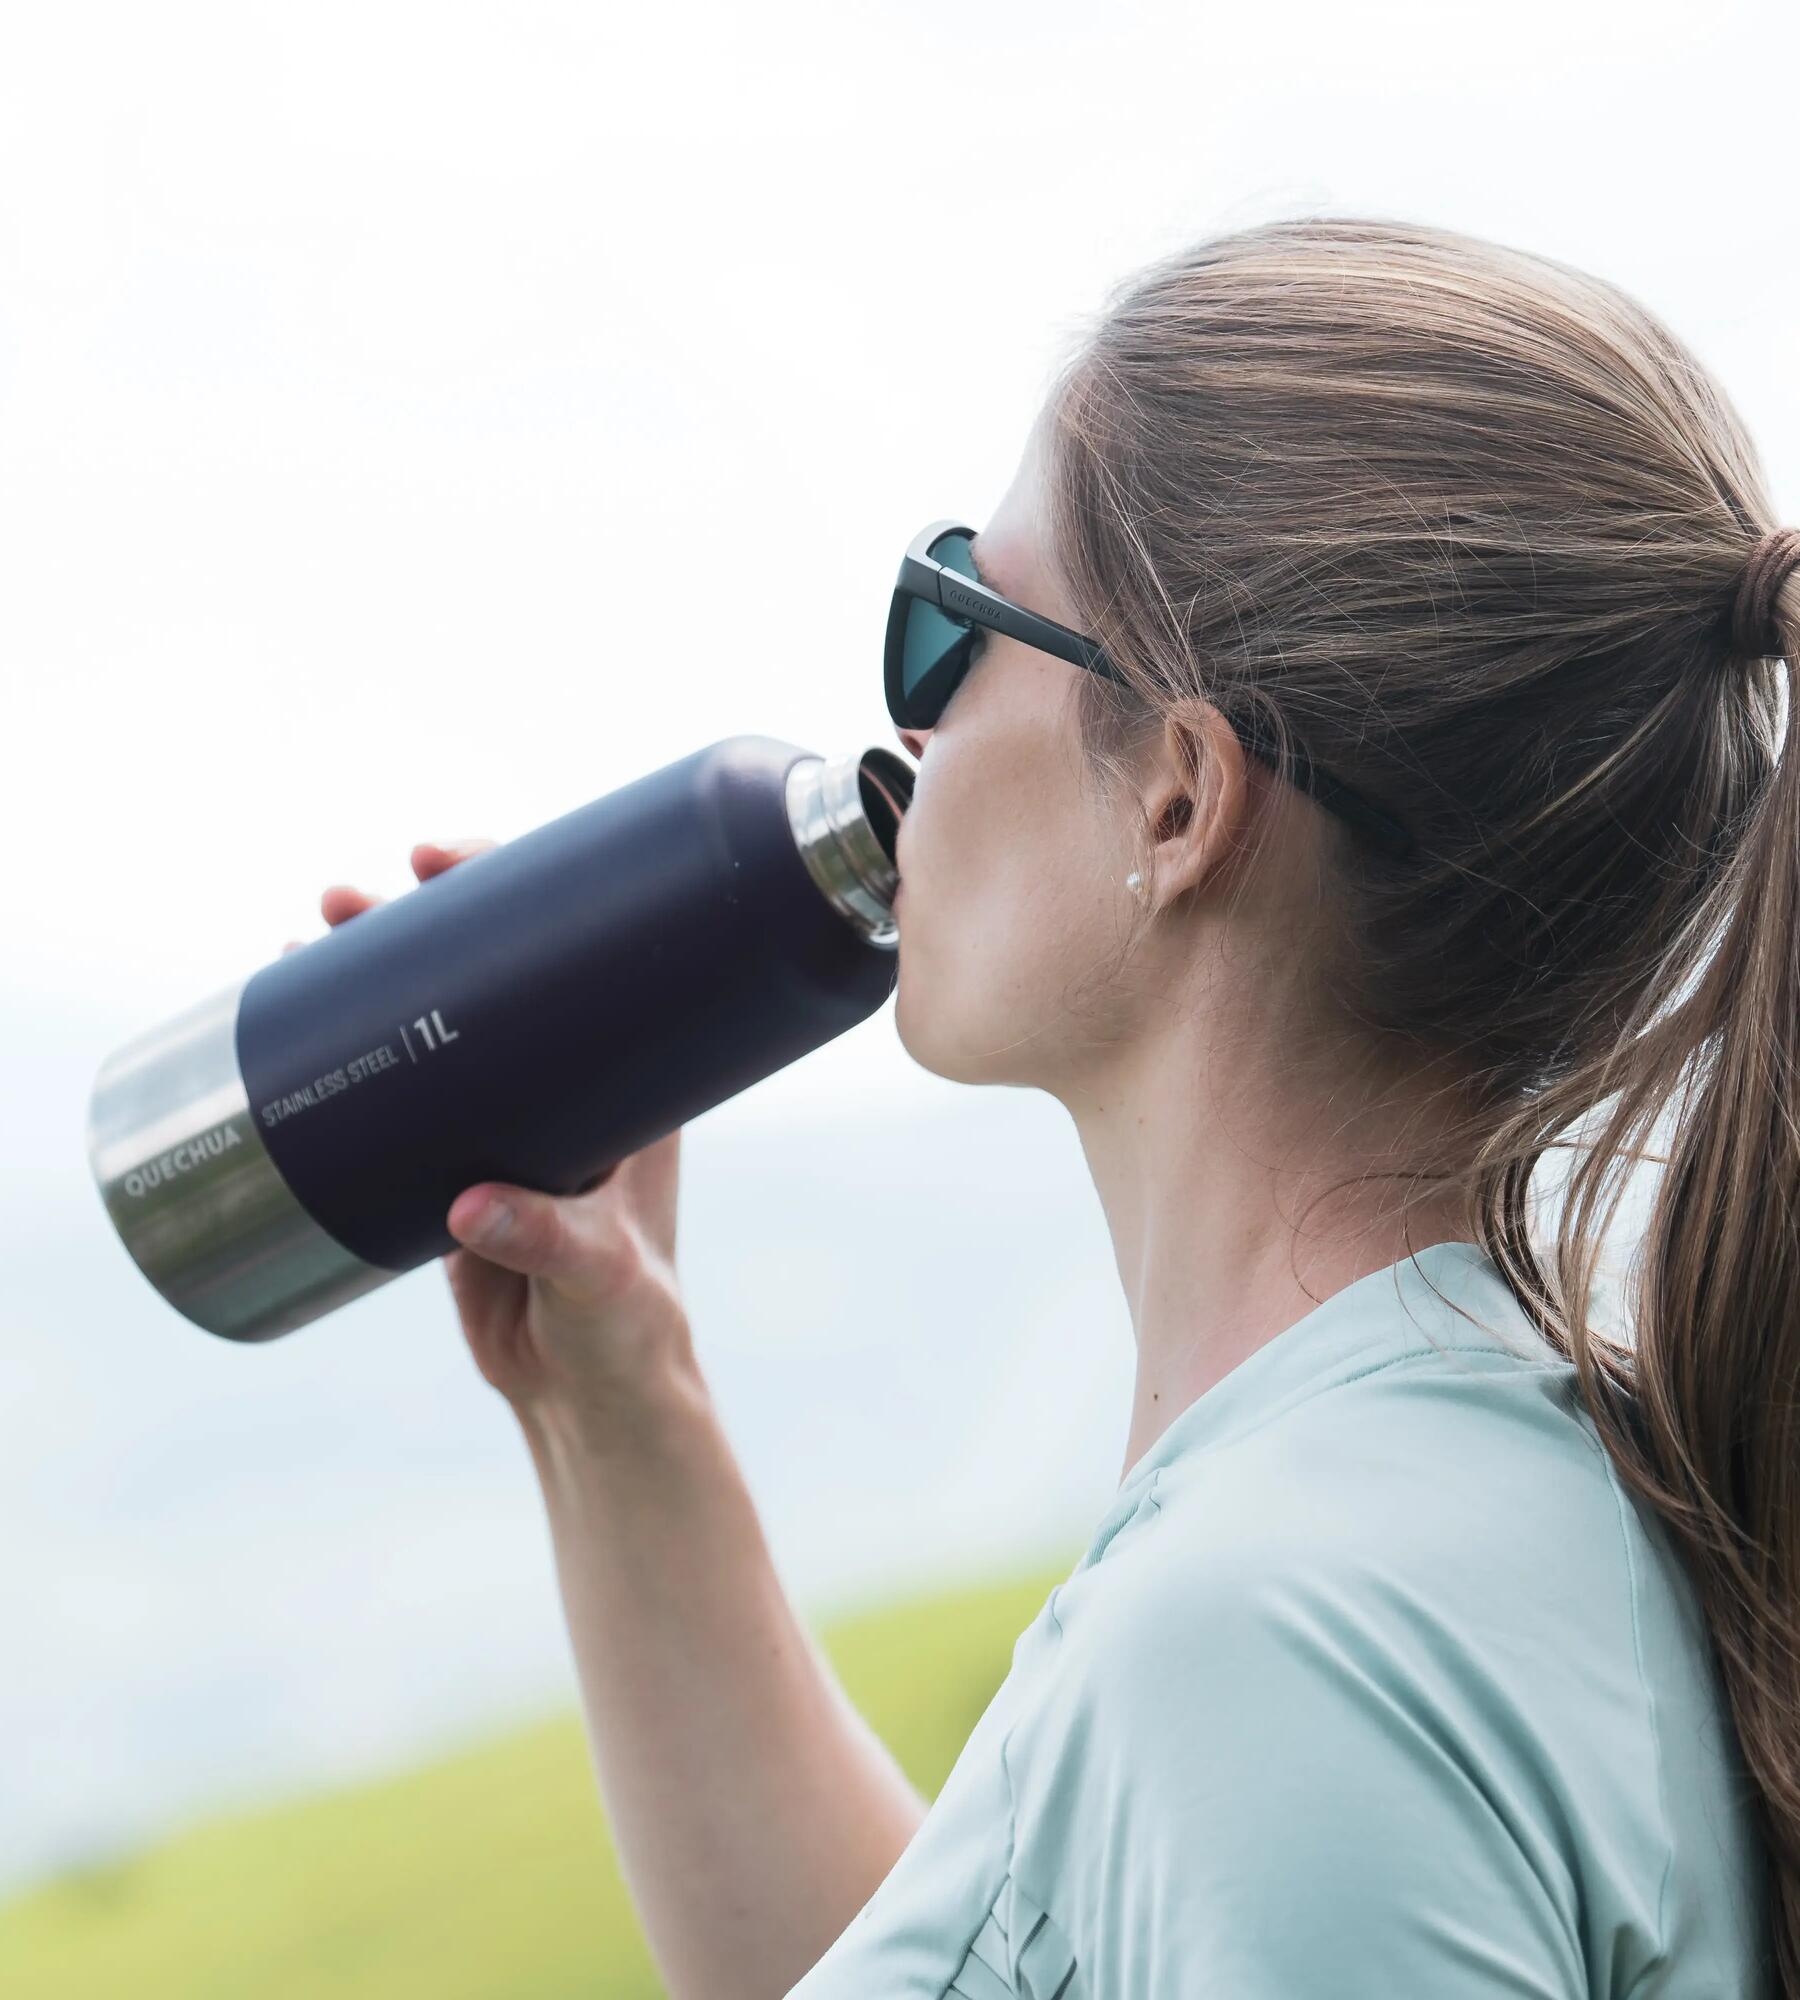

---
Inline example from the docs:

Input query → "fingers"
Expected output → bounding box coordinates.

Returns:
[321,884,382,927]
[281,838,492,958]
[445,1183,642,1299]
[442,1239,525,1330]
[412,837,497,883]
[615,1128,682,1258]
[282,884,377,953]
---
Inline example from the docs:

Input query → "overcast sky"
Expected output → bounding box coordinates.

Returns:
[2,0,1796,1896]
[4,0,1795,1057]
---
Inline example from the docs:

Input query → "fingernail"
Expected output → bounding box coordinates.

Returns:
[462,1197,513,1245]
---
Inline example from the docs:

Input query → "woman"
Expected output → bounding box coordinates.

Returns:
[309,217,1795,1994]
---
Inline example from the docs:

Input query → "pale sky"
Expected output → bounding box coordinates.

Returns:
[4,0,1795,1063]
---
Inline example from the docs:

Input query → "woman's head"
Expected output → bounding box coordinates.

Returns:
[1044,219,1787,1107]
[891,400,1380,1110]
[897,213,1800,1988]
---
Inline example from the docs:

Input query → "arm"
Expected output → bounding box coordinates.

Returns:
[519,1369,930,2000]
[307,840,926,1996]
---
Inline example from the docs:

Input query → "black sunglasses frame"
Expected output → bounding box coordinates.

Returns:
[885,519,1416,862]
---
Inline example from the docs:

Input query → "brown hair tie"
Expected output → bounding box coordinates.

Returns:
[1731,526,1800,659]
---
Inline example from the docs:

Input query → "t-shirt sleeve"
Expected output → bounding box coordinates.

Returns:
[1003,1544,1587,1997]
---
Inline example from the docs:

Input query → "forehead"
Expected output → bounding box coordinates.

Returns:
[976,422,1048,576]
[972,414,1072,620]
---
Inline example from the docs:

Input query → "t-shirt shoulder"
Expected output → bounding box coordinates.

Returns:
[999,1343,1680,1995]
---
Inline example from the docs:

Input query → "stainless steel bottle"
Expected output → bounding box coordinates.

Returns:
[87,735,913,1343]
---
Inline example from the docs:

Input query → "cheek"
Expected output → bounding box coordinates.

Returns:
[894,690,1119,1022]
[894,859,1118,1085]
[899,808,1111,1005]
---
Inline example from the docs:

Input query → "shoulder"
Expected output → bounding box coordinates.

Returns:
[1056,1343,1652,1785]
[1000,1476,1604,1994]
[1001,1509,1602,1990]
[998,1358,1684,1993]
[1026,1474,1472,1784]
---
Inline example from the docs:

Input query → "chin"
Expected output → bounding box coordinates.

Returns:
[893,975,1028,1090]
[893,969,961,1082]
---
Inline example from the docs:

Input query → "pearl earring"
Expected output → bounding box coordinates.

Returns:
[1125,870,1146,900]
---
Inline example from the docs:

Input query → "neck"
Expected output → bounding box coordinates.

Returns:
[1057,1015,1476,1485]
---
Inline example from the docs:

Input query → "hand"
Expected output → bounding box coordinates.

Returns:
[285,839,696,1434]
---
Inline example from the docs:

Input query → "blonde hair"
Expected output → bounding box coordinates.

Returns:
[1042,214,1798,1988]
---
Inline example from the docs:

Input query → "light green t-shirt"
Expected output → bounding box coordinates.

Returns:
[785,1239,1771,1998]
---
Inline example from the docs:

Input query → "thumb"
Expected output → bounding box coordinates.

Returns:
[446,1182,636,1299]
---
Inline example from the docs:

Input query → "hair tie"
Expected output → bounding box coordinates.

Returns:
[1730,527,1800,659]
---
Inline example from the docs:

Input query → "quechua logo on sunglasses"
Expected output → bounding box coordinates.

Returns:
[940,580,990,621]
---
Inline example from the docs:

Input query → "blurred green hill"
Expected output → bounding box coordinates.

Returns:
[0,1559,1074,1998]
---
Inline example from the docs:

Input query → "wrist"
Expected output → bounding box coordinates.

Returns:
[513,1349,715,1487]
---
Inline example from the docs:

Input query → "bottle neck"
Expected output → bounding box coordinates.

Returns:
[783,748,911,949]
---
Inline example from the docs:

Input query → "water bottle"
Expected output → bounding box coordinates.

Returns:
[86,734,914,1343]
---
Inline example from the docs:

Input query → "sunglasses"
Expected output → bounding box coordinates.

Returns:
[884,519,1416,861]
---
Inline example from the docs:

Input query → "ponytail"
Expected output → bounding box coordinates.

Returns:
[1489,537,1800,1991]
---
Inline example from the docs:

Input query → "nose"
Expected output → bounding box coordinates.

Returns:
[895,725,931,760]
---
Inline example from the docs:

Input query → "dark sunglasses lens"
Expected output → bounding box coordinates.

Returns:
[900,531,982,722]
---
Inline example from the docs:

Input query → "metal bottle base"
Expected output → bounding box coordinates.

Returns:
[86,979,393,1341]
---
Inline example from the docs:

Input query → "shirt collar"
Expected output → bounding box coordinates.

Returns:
[1110,1238,1531,1503]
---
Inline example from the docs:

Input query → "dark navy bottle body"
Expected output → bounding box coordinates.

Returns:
[234,735,898,1273]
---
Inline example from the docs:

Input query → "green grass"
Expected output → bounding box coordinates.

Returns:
[0,1558,1077,1998]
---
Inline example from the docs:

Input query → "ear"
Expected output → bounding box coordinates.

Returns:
[1135,702,1252,906]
